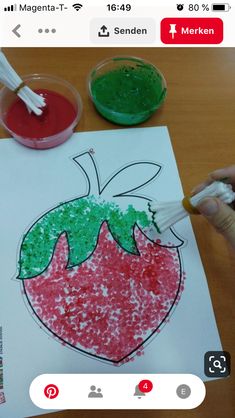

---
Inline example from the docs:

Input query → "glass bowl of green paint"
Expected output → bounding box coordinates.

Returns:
[88,56,167,125]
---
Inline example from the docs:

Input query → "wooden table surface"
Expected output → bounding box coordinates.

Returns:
[1,47,235,418]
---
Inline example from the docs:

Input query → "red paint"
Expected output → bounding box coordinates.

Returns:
[6,89,77,139]
[24,223,184,363]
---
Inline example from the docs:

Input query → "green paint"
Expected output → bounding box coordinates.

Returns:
[90,60,167,125]
[18,196,151,279]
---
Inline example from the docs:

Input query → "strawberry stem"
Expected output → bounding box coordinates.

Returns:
[73,152,100,197]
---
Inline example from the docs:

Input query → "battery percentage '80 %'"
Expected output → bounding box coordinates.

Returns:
[188,4,210,11]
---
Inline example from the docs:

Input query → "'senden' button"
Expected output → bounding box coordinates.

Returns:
[161,18,223,44]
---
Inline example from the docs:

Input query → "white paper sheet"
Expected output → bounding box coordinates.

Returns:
[0,127,222,418]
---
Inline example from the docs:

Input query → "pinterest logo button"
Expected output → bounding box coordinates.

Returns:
[44,384,59,399]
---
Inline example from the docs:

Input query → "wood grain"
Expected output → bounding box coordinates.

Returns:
[0,48,234,418]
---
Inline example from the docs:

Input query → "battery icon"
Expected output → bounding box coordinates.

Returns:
[212,3,231,11]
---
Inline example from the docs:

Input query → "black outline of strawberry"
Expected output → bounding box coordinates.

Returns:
[17,151,185,363]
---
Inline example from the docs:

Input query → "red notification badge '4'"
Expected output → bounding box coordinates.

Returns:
[161,18,223,44]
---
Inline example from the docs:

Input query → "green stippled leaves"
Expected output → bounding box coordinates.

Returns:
[108,204,148,254]
[18,196,151,279]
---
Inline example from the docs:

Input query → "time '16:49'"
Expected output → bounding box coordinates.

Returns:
[107,4,132,12]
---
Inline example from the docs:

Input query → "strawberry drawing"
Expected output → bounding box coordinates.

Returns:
[17,152,185,364]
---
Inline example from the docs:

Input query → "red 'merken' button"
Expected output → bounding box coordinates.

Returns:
[161,18,223,44]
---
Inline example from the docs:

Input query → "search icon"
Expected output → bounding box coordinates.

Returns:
[213,360,222,369]
[204,351,231,378]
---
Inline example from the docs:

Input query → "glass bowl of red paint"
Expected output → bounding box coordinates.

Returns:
[0,74,82,149]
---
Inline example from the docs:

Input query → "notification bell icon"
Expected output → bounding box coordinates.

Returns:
[133,385,145,398]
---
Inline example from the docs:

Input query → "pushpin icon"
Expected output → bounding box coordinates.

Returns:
[169,24,177,39]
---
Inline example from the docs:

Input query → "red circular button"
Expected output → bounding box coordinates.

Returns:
[44,384,59,399]
[138,379,153,393]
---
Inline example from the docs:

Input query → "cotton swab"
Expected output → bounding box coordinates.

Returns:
[0,51,46,115]
[148,181,235,233]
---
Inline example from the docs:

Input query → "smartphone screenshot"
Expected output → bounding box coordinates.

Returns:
[0,1,234,418]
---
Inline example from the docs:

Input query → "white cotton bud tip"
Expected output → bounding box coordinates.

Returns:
[148,181,235,233]
[0,51,44,116]
[148,200,189,233]
[190,181,235,207]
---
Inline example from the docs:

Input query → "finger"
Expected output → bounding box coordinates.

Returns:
[197,197,235,249]
[191,180,213,196]
[191,166,235,196]
[209,166,235,188]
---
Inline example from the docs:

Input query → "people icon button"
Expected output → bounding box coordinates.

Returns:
[88,385,103,398]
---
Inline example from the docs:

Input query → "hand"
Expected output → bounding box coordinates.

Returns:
[192,166,235,249]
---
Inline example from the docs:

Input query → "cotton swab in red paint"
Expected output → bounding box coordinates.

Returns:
[0,51,46,115]
[148,181,235,233]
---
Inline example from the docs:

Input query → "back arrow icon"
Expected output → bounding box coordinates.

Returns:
[12,24,21,38]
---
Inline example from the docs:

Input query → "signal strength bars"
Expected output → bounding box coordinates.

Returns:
[4,4,17,11]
